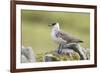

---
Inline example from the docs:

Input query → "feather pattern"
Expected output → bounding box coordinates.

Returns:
[57,30,83,43]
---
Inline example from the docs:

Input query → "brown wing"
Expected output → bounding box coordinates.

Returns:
[58,31,83,43]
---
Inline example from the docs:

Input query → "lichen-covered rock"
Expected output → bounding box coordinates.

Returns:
[21,44,89,62]
[58,43,87,60]
[43,51,80,62]
[21,46,36,63]
[43,43,89,62]
[82,48,90,60]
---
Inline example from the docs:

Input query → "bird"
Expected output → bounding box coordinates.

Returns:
[48,22,83,54]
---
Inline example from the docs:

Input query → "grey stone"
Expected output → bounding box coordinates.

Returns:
[21,46,36,63]
[43,54,60,62]
[55,43,87,60]
[21,55,28,63]
[43,54,53,62]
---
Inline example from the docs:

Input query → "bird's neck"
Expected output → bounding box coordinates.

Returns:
[52,26,60,32]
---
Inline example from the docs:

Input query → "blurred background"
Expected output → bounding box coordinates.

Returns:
[21,10,90,62]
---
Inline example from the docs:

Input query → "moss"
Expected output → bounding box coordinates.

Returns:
[36,53,43,62]
[36,51,80,62]
[71,52,80,60]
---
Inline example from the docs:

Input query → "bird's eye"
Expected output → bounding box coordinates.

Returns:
[52,23,56,26]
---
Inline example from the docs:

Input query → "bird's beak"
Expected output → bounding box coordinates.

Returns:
[48,24,52,27]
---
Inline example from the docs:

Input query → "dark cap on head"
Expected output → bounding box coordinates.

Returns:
[52,23,57,26]
[48,22,57,26]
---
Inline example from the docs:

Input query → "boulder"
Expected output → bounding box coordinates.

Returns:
[21,46,36,63]
[44,43,89,62]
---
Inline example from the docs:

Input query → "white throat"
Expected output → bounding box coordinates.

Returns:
[51,23,61,44]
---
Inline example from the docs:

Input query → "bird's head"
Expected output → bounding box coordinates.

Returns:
[48,22,60,30]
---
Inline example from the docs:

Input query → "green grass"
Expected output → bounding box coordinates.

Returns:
[21,10,90,62]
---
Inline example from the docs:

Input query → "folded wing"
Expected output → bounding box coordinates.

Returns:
[57,31,83,43]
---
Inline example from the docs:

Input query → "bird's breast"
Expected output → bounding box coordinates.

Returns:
[51,31,61,44]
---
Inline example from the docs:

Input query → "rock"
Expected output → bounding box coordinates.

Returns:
[21,46,36,63]
[56,43,87,60]
[82,48,90,60]
[55,48,74,55]
[43,43,89,62]
[43,54,60,62]
[21,55,28,63]
[43,50,80,62]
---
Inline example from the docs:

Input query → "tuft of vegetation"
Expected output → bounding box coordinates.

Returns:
[37,51,80,62]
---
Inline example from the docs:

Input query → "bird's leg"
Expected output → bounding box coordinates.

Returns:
[60,43,63,49]
[58,43,63,54]
[58,44,61,54]
[58,44,61,49]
